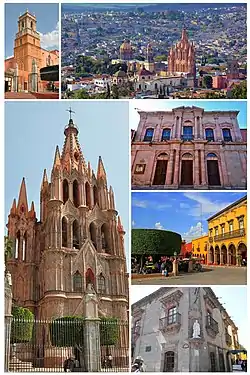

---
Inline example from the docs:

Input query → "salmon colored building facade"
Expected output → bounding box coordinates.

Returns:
[5,11,59,94]
[131,106,247,190]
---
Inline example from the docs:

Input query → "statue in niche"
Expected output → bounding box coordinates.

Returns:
[192,320,201,339]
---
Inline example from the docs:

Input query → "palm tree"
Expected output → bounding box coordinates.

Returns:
[4,236,13,266]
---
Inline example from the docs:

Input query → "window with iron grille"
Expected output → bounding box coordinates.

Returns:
[143,128,154,142]
[161,128,171,141]
[164,351,175,372]
[222,128,232,142]
[210,352,216,372]
[205,129,214,141]
[168,306,177,324]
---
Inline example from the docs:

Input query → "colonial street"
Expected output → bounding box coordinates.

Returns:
[132,266,247,285]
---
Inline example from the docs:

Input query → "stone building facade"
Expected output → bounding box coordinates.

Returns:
[6,116,128,324]
[4,11,59,93]
[167,29,196,78]
[131,106,247,189]
[132,287,239,372]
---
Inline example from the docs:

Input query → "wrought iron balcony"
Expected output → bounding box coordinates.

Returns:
[159,313,181,333]
[181,134,194,141]
[206,315,219,337]
[225,332,232,347]
[209,237,213,243]
[206,137,215,142]
[214,229,245,242]
[143,136,153,142]
[223,136,233,142]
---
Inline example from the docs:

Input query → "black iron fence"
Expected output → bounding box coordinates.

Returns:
[5,317,129,372]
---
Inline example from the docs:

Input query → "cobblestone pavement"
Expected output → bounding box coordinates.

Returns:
[132,266,247,285]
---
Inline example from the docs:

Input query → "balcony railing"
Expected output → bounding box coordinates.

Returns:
[159,313,181,330]
[206,315,219,334]
[223,136,233,142]
[214,229,245,242]
[143,137,153,142]
[206,137,215,142]
[209,237,213,243]
[225,332,232,346]
[181,134,194,141]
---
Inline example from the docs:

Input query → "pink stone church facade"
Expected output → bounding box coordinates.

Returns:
[6,117,129,324]
[131,106,247,190]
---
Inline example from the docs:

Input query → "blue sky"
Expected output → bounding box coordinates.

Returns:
[130,100,247,130]
[131,286,247,348]
[132,192,246,242]
[5,3,59,58]
[5,101,129,264]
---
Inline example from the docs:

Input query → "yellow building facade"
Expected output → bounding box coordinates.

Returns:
[191,235,208,262]
[207,196,247,266]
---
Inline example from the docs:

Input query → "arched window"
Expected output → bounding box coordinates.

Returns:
[164,351,175,372]
[90,222,97,249]
[23,232,27,261]
[182,152,193,159]
[98,273,106,294]
[222,128,232,142]
[62,217,67,247]
[86,268,95,287]
[207,153,217,158]
[182,126,193,141]
[63,179,69,204]
[143,128,154,142]
[93,185,98,206]
[85,182,91,208]
[15,231,21,259]
[205,128,214,142]
[161,128,171,141]
[101,223,110,252]
[72,220,80,249]
[73,271,82,292]
[73,180,80,207]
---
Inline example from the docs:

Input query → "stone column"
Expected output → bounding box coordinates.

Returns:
[165,149,174,185]
[13,63,19,92]
[220,151,229,187]
[194,150,199,186]
[194,117,198,139]
[173,149,180,186]
[31,59,38,92]
[84,284,101,372]
[199,118,203,140]
[200,149,207,186]
[239,151,247,179]
[174,117,178,138]
[5,272,13,372]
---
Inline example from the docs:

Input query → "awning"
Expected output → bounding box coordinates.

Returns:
[228,350,247,354]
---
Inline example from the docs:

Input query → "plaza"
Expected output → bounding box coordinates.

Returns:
[132,266,247,285]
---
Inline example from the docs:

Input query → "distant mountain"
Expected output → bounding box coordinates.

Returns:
[62,3,246,13]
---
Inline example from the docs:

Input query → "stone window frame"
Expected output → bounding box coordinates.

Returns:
[97,273,106,294]
[167,306,178,324]
[143,127,154,142]
[227,219,234,232]
[134,164,146,175]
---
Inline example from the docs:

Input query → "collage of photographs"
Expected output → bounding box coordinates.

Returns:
[3,1,248,374]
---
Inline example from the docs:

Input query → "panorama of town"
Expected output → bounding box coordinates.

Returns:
[61,3,247,99]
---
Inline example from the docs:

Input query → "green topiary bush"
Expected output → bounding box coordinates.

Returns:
[11,306,34,343]
[132,229,182,256]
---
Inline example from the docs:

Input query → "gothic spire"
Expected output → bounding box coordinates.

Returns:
[29,201,36,219]
[41,168,48,190]
[17,177,29,214]
[10,198,17,216]
[97,156,107,183]
[117,216,125,234]
[52,145,61,170]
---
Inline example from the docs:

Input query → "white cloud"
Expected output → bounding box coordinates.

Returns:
[39,21,59,49]
[180,202,190,209]
[156,203,172,210]
[182,222,207,241]
[155,222,164,230]
[183,193,232,219]
[132,199,148,208]
[132,220,136,227]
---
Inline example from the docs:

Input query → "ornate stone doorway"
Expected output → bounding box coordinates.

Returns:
[207,160,221,186]
[163,351,175,372]
[153,159,168,185]
[238,242,247,260]
[181,160,193,185]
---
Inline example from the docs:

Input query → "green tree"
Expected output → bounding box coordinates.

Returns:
[73,89,90,99]
[50,316,84,347]
[100,317,119,355]
[154,55,168,62]
[111,85,119,99]
[11,307,34,344]
[5,236,13,265]
[202,75,213,89]
[231,81,247,99]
